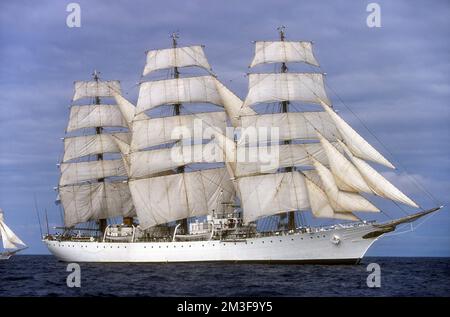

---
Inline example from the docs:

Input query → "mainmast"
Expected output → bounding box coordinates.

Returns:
[277,26,296,231]
[128,34,234,230]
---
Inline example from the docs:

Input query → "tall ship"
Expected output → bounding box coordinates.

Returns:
[44,30,442,263]
[1,208,27,260]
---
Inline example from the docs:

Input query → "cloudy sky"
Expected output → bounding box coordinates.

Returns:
[0,0,449,255]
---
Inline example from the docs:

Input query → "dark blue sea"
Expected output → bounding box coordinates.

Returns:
[0,256,448,296]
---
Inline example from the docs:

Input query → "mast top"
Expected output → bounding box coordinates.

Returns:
[171,31,179,48]
[92,70,101,82]
[277,26,286,41]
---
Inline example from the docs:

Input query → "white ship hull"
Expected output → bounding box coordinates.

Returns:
[44,224,380,264]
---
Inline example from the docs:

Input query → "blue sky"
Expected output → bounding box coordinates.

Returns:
[0,0,449,255]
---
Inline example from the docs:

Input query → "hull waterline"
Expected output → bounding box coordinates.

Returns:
[44,224,379,264]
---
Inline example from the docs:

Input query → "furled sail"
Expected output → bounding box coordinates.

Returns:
[143,45,211,76]
[320,100,395,169]
[67,105,128,132]
[250,41,319,68]
[243,73,330,108]
[63,133,130,162]
[73,80,121,101]
[129,168,234,229]
[59,182,135,228]
[239,112,339,144]
[136,76,224,113]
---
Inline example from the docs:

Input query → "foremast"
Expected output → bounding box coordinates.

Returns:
[57,73,135,232]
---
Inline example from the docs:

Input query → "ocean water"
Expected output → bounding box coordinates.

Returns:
[0,256,448,296]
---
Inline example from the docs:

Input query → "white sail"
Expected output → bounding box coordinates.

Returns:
[0,218,26,250]
[310,157,379,212]
[239,112,339,144]
[317,132,372,193]
[63,133,130,162]
[129,142,224,178]
[67,105,128,132]
[143,46,211,76]
[238,171,310,223]
[73,80,121,101]
[137,76,224,113]
[320,101,395,169]
[213,78,255,126]
[59,159,127,186]
[243,73,330,108]
[112,93,143,127]
[131,111,227,151]
[129,168,234,229]
[250,41,319,68]
[59,182,135,228]
[305,178,359,221]
[339,141,419,208]
[235,142,331,177]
